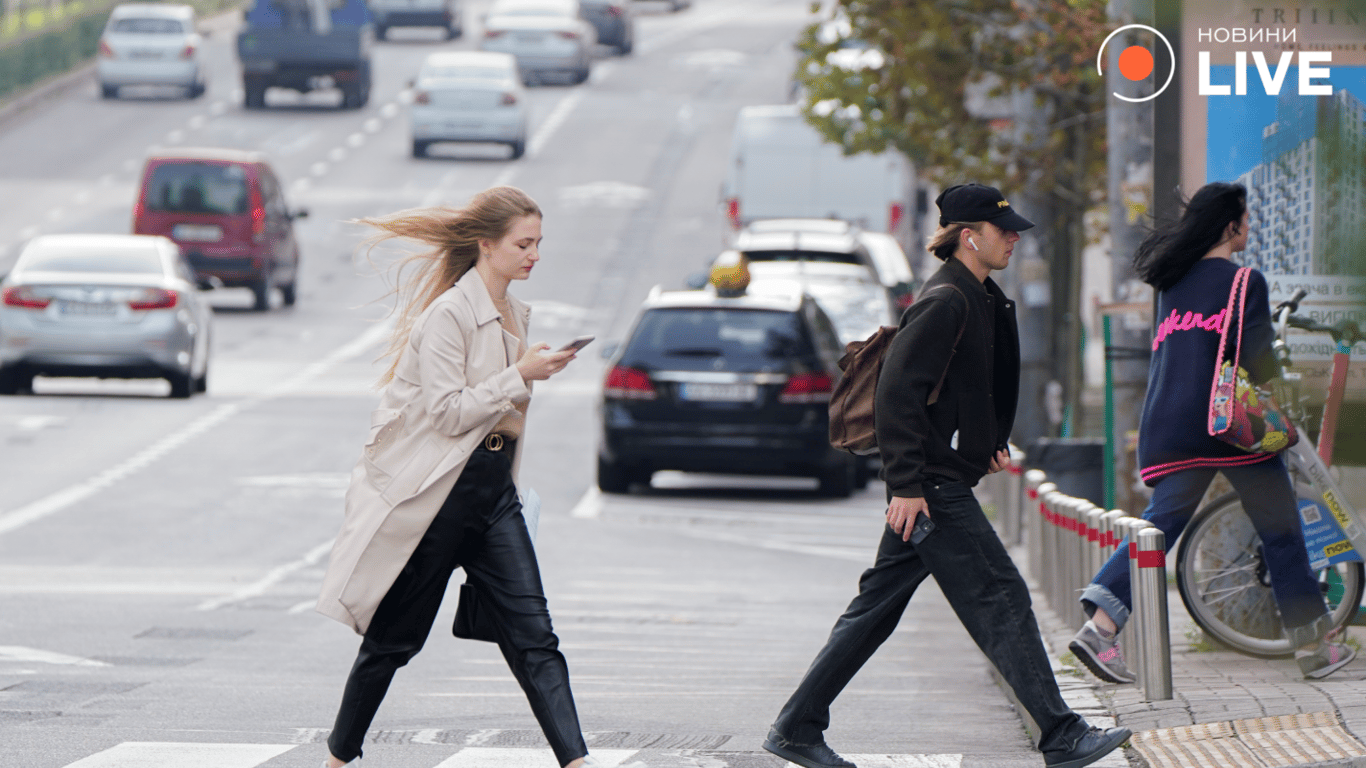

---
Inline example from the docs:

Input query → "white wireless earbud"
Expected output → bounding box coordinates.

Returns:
[967,236,979,251]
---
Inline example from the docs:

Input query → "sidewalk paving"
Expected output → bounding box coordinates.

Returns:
[1013,544,1366,768]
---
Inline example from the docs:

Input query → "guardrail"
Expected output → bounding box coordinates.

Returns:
[995,466,1173,701]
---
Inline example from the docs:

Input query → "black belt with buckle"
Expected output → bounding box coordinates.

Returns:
[482,433,516,452]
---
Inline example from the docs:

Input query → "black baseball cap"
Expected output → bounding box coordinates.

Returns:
[936,183,1035,231]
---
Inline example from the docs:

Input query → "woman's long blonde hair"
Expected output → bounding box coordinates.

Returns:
[362,186,541,384]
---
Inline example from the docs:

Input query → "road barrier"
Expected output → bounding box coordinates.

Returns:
[1012,466,1172,701]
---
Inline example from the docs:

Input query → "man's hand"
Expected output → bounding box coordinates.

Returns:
[887,495,930,542]
[987,448,1011,474]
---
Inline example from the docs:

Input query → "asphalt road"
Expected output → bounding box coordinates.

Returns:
[0,3,1073,766]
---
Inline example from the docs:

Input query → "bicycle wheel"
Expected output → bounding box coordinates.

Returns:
[1176,491,1364,658]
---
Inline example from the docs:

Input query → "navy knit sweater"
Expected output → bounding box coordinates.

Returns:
[1137,258,1279,486]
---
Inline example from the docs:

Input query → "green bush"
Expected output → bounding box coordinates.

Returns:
[0,10,109,100]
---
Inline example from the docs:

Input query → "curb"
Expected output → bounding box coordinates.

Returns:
[0,61,97,128]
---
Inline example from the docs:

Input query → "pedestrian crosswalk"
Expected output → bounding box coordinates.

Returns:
[53,742,968,767]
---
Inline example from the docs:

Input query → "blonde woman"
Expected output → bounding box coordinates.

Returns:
[316,187,592,768]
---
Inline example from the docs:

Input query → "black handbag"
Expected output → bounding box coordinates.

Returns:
[452,581,499,642]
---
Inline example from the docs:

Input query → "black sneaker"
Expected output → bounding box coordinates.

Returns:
[1044,726,1132,768]
[762,728,856,768]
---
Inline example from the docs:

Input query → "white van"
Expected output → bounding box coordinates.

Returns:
[721,104,914,245]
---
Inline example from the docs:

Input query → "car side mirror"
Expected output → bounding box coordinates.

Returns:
[600,342,619,360]
[291,208,310,220]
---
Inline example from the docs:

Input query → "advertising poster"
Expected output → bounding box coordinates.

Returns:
[1181,1,1366,399]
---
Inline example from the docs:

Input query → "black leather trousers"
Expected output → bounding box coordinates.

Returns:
[327,447,587,766]
[772,479,1090,754]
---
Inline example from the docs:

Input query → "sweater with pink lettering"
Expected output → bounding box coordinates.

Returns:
[1138,258,1278,486]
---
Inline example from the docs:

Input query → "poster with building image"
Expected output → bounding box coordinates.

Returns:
[1183,1,1366,399]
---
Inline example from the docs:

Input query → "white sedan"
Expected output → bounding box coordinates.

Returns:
[410,51,530,159]
[97,3,207,99]
[479,0,596,86]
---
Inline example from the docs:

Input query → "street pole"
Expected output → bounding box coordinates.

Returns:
[1106,0,1157,512]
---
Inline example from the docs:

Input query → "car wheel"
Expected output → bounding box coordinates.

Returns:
[281,282,297,306]
[251,275,273,311]
[168,370,194,399]
[412,139,430,158]
[597,455,633,494]
[445,23,461,40]
[341,83,365,109]
[817,457,857,498]
[573,67,590,84]
[100,84,119,99]
[244,82,266,109]
[194,362,208,393]
[509,139,525,160]
[187,80,206,99]
[618,35,633,55]
[0,367,30,395]
[374,24,388,40]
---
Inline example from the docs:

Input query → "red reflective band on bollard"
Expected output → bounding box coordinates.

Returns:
[1088,527,1099,543]
[1027,488,1038,499]
[1129,541,1138,558]
[1135,550,1165,568]
[1008,464,1023,476]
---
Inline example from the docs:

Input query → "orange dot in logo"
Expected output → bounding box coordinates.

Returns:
[1118,45,1154,81]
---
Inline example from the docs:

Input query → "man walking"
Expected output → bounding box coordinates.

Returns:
[762,184,1131,768]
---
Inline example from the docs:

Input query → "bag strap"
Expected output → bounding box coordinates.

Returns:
[1209,267,1250,405]
[924,284,968,405]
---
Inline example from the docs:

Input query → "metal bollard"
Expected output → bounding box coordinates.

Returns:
[1068,499,1091,627]
[1120,517,1153,684]
[1029,478,1054,589]
[1004,458,1025,545]
[1132,526,1172,700]
[1101,510,1127,557]
[1042,489,1063,612]
[1085,505,1106,616]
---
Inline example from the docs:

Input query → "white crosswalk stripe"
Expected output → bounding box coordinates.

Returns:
[434,747,642,767]
[62,742,296,767]
[57,743,968,767]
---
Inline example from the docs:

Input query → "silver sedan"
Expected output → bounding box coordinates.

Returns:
[0,234,214,398]
[97,3,207,99]
[479,0,596,85]
[410,51,530,159]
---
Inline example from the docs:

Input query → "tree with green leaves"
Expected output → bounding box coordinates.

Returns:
[793,0,1112,438]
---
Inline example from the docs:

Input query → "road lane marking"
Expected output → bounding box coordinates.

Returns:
[0,320,392,539]
[0,645,109,666]
[195,539,334,612]
[434,747,640,767]
[570,487,603,519]
[62,742,294,768]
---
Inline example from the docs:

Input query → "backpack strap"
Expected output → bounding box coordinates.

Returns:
[923,284,968,405]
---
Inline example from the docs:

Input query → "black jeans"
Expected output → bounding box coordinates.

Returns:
[772,479,1089,753]
[327,447,587,766]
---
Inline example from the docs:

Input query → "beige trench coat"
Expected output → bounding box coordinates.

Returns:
[317,267,532,634]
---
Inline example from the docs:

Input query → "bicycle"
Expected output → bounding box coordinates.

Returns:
[1175,288,1366,658]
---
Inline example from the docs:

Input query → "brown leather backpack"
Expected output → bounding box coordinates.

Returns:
[827,285,966,456]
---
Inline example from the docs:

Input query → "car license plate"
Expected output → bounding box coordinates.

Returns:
[58,301,117,317]
[679,382,758,402]
[129,49,161,59]
[516,33,542,44]
[172,224,223,242]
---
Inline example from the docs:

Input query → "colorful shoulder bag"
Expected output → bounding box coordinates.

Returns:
[1207,267,1298,453]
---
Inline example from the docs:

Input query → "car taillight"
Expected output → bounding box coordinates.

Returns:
[128,288,178,311]
[726,197,741,229]
[180,44,196,59]
[603,366,656,400]
[414,90,430,105]
[1,287,51,310]
[607,5,622,15]
[249,186,266,242]
[500,92,517,106]
[557,30,579,39]
[98,40,115,58]
[779,372,833,404]
[889,202,905,232]
[484,29,505,38]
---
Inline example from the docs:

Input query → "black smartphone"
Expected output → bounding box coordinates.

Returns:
[558,335,595,353]
[909,512,936,545]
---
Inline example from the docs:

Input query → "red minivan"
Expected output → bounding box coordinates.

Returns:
[133,148,307,311]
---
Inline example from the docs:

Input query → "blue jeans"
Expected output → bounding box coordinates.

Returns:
[773,479,1090,754]
[1079,456,1330,647]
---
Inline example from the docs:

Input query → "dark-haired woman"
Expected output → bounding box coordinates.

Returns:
[315,187,597,768]
[1069,182,1354,683]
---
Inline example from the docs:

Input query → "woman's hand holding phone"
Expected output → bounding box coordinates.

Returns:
[516,343,576,382]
